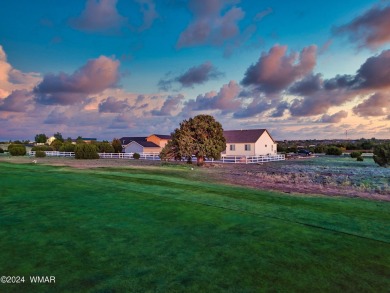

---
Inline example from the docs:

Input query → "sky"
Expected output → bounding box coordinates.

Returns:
[1,0,390,141]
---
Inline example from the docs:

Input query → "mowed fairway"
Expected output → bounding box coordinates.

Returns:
[0,162,389,292]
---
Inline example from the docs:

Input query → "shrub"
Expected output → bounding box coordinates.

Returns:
[326,146,342,156]
[373,143,390,167]
[8,144,26,156]
[0,147,3,153]
[50,139,63,151]
[357,156,364,162]
[59,143,75,152]
[350,151,362,158]
[35,151,46,158]
[96,142,115,153]
[133,152,140,159]
[74,144,99,159]
[32,145,53,151]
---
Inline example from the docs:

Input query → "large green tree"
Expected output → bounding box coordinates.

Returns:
[35,133,47,143]
[161,115,226,166]
[373,143,390,168]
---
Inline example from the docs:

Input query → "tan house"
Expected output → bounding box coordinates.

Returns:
[146,134,171,148]
[223,129,277,156]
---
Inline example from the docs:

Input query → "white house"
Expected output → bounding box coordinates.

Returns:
[223,129,277,156]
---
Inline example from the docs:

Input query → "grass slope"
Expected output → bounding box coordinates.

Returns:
[0,162,389,292]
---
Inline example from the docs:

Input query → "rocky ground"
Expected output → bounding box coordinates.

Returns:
[1,155,389,201]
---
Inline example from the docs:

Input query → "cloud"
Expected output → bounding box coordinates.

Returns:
[69,0,127,33]
[185,80,241,113]
[0,45,41,98]
[289,88,355,117]
[289,73,323,96]
[34,56,120,105]
[135,0,158,32]
[353,92,390,116]
[0,90,34,112]
[317,110,348,123]
[233,97,275,118]
[151,94,184,116]
[177,0,244,48]
[241,45,317,93]
[354,49,390,90]
[254,7,273,21]
[158,61,223,90]
[334,4,390,49]
[98,96,130,113]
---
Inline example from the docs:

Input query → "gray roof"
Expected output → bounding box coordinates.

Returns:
[120,137,147,145]
[223,129,272,143]
[128,141,160,148]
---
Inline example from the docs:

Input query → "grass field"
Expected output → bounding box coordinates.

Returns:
[0,162,389,292]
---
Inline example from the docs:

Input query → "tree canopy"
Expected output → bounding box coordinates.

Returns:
[160,115,226,166]
[112,138,122,153]
[35,133,47,143]
[373,143,390,168]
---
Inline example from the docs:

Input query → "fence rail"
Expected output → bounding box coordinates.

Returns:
[28,151,285,164]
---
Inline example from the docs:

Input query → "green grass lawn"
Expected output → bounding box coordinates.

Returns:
[0,162,389,292]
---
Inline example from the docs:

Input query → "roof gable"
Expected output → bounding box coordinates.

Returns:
[224,129,273,143]
[148,134,171,140]
[120,137,147,145]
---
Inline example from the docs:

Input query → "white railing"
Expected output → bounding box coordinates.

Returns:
[208,154,285,164]
[28,151,284,164]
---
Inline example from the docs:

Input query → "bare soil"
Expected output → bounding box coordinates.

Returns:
[1,155,388,201]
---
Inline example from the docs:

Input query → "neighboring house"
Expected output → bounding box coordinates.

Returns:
[81,138,97,144]
[46,136,56,145]
[146,134,171,148]
[120,136,168,153]
[223,129,277,156]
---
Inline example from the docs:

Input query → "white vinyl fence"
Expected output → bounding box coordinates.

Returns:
[28,151,285,164]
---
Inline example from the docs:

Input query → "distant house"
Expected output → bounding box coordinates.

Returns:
[120,135,171,153]
[82,138,97,144]
[146,134,171,148]
[223,129,277,156]
[46,136,56,145]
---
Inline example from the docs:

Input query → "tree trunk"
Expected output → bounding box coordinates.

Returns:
[197,156,204,166]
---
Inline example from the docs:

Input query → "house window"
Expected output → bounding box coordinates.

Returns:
[271,145,274,151]
[245,144,251,151]
[230,144,235,151]
[265,144,267,147]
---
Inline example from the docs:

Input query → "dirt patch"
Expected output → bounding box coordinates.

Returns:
[1,155,389,201]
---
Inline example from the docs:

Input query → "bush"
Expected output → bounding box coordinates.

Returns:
[74,144,99,159]
[0,147,3,153]
[133,152,140,159]
[8,144,26,156]
[350,151,362,158]
[357,156,364,162]
[96,142,115,153]
[326,146,342,156]
[32,145,53,151]
[35,151,46,158]
[373,143,390,167]
[59,143,75,152]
